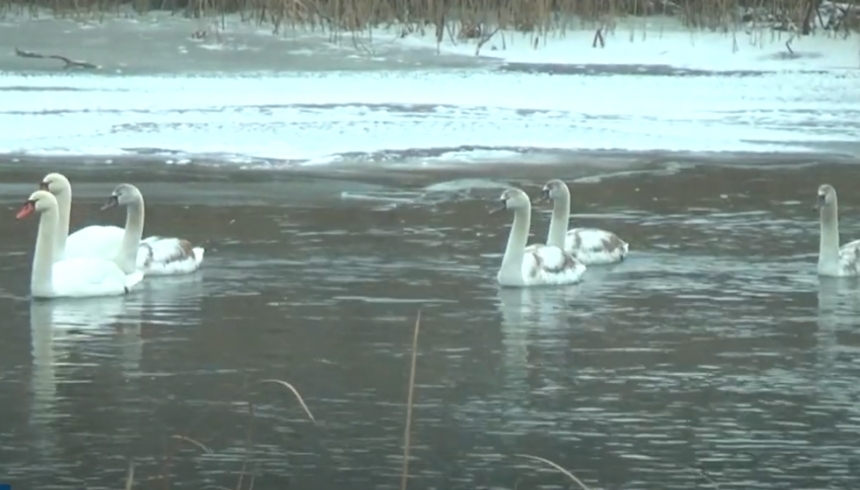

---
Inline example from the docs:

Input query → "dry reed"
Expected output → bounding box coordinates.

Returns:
[400,310,421,490]
[103,312,722,489]
[258,378,317,422]
[2,0,858,40]
[515,454,592,490]
[124,461,134,490]
[171,434,214,453]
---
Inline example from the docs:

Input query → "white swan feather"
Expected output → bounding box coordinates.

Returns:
[138,236,205,275]
[494,188,586,287]
[40,174,204,276]
[16,191,144,299]
[816,184,860,277]
[538,179,628,265]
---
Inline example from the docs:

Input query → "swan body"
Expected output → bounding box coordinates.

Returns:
[100,183,204,276]
[64,225,125,259]
[16,190,144,299]
[493,188,586,287]
[137,236,205,275]
[816,184,860,277]
[40,173,204,276]
[66,227,204,276]
[537,179,628,265]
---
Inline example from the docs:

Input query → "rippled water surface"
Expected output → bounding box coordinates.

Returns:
[1,157,860,489]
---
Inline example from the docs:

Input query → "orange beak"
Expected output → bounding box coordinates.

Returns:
[16,201,35,220]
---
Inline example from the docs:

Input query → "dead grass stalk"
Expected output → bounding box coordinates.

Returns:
[3,0,859,40]
[258,378,317,422]
[516,454,592,490]
[400,310,421,490]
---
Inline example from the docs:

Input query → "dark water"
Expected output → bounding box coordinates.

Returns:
[2,156,860,490]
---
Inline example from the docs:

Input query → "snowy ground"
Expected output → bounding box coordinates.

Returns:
[0,12,857,166]
[394,15,860,72]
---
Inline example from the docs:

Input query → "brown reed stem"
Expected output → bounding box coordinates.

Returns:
[4,0,854,40]
[258,378,316,422]
[160,437,175,490]
[125,460,135,490]
[515,454,592,490]
[171,434,213,453]
[400,310,421,490]
[235,401,256,490]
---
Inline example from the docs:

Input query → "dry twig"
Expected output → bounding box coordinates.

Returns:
[515,454,592,490]
[15,47,99,69]
[400,311,421,490]
[259,378,316,422]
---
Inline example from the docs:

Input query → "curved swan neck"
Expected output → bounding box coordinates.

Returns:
[820,203,840,263]
[33,208,58,296]
[501,205,531,274]
[117,197,145,274]
[547,185,571,248]
[54,189,72,259]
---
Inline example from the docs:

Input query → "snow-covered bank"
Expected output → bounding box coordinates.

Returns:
[1,68,858,166]
[1,11,857,75]
[0,13,857,167]
[392,16,860,72]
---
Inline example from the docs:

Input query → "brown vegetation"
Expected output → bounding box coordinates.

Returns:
[115,312,604,489]
[0,0,857,41]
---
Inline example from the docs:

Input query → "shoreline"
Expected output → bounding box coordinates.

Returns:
[2,0,858,33]
[0,9,856,74]
[0,148,855,174]
[0,8,857,167]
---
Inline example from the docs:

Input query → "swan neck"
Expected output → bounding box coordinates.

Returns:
[54,189,71,259]
[33,209,57,296]
[547,189,571,248]
[118,199,144,274]
[820,204,840,263]
[501,206,531,275]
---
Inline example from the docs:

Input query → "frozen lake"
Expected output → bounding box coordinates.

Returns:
[2,9,860,490]
[0,12,858,167]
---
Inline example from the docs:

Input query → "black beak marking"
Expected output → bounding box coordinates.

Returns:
[814,194,825,211]
[101,195,119,211]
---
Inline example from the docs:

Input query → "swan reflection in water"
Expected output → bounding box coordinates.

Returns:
[497,285,582,401]
[815,278,860,398]
[29,297,141,459]
[135,272,206,326]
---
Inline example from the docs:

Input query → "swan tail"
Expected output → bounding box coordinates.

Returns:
[192,247,205,267]
[124,271,145,293]
[619,239,630,259]
[575,260,587,277]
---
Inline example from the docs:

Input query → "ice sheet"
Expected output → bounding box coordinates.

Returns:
[0,12,858,166]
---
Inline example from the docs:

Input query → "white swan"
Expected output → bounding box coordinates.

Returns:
[537,179,629,265]
[40,173,204,276]
[39,173,121,261]
[102,183,205,276]
[816,184,860,277]
[16,190,145,299]
[493,188,586,287]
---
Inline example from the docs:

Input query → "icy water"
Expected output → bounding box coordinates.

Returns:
[2,158,860,490]
[2,11,860,490]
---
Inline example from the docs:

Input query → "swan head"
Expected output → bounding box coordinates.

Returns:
[491,188,530,214]
[102,183,142,210]
[815,184,837,211]
[16,190,58,220]
[39,173,71,195]
[538,179,568,203]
